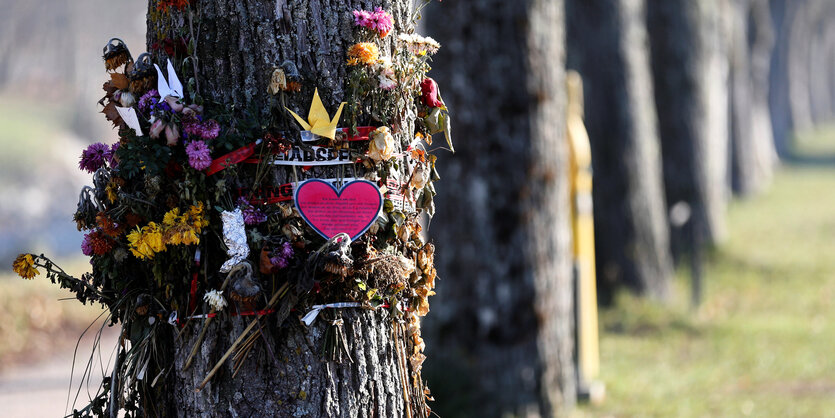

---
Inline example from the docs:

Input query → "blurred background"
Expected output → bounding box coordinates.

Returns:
[1,0,834,416]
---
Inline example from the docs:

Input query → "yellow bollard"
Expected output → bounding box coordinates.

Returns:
[566,71,604,403]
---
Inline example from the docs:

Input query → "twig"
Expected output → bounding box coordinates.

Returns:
[196,282,290,391]
[182,274,232,370]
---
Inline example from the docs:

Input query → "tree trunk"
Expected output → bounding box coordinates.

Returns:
[729,0,778,196]
[768,0,801,156]
[566,0,674,301]
[647,0,730,248]
[145,2,426,416]
[807,1,835,125]
[423,1,576,416]
[787,0,814,133]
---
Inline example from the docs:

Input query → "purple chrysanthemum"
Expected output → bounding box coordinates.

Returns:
[269,242,294,269]
[185,140,212,170]
[81,231,94,256]
[109,142,120,168]
[237,197,267,225]
[138,89,159,113]
[154,99,173,114]
[182,118,201,139]
[79,142,112,173]
[183,118,220,140]
[182,119,200,139]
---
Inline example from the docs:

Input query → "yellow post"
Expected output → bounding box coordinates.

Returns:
[566,71,602,400]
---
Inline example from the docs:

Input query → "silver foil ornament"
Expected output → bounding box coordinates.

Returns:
[220,208,249,273]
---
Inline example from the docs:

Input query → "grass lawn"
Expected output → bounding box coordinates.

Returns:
[575,129,835,417]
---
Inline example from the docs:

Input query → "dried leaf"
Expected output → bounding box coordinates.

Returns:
[440,110,454,153]
[102,81,118,96]
[110,73,130,90]
[101,101,123,126]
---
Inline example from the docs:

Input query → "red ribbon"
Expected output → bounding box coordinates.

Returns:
[204,127,374,176]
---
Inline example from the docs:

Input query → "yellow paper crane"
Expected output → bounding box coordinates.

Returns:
[285,88,346,140]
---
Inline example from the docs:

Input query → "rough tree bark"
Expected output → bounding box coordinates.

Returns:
[566,0,673,301]
[728,0,777,196]
[423,0,576,416]
[647,0,730,247]
[145,2,427,417]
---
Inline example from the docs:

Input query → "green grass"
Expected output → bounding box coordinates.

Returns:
[575,129,835,417]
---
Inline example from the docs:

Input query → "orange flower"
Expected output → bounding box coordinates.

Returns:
[12,254,39,279]
[96,212,125,237]
[89,231,116,255]
[347,43,380,66]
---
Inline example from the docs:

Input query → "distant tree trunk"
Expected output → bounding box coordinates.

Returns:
[424,0,576,416]
[807,1,835,125]
[787,0,814,133]
[147,2,426,417]
[769,0,793,156]
[729,0,777,196]
[647,0,730,248]
[566,0,673,301]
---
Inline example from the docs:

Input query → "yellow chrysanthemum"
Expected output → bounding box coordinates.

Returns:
[164,223,200,246]
[144,222,165,252]
[187,203,208,232]
[180,228,199,245]
[162,207,182,227]
[12,254,39,279]
[127,222,166,259]
[347,43,380,66]
[161,204,205,246]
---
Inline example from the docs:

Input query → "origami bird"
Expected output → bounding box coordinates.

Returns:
[285,88,345,140]
[154,59,184,99]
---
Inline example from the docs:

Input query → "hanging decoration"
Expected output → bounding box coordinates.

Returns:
[294,179,383,241]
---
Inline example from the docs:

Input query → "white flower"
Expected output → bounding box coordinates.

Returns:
[410,162,430,190]
[119,91,136,107]
[379,74,397,90]
[203,289,228,311]
[397,33,440,55]
[367,126,395,162]
[374,57,397,91]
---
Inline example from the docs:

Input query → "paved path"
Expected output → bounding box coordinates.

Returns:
[0,328,119,418]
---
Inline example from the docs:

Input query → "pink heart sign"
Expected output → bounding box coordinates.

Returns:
[294,179,383,241]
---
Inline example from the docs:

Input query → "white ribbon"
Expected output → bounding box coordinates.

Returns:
[301,302,363,326]
[167,311,178,326]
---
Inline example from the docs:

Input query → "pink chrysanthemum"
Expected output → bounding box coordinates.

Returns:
[185,140,212,170]
[372,8,394,36]
[183,118,221,140]
[353,7,393,37]
[200,119,221,140]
